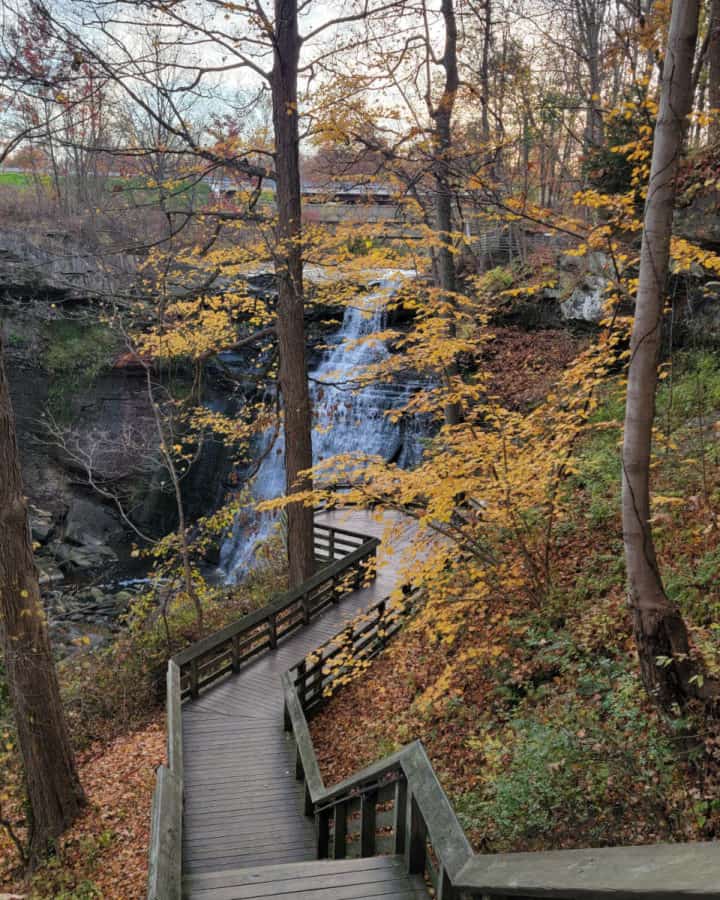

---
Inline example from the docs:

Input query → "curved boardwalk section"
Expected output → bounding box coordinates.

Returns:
[181,511,426,898]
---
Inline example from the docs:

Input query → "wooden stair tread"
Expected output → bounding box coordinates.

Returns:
[183,855,428,899]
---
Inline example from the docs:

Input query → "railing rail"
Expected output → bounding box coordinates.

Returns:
[284,624,720,900]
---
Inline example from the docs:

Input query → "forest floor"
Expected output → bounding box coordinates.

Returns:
[310,336,720,853]
[0,717,164,899]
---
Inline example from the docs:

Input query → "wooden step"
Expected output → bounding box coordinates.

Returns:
[182,855,429,899]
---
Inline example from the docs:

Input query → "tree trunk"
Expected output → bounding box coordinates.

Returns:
[271,0,315,587]
[434,0,462,426]
[479,0,492,148]
[621,0,706,711]
[0,333,86,863]
[709,0,720,143]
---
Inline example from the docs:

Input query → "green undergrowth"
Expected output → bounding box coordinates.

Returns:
[311,350,720,853]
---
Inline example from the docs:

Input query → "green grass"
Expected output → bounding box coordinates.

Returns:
[0,171,212,209]
[0,172,39,187]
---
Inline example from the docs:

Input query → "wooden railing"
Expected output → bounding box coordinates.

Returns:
[284,628,720,900]
[292,588,418,715]
[173,525,378,699]
[147,520,379,899]
[283,667,474,898]
[313,521,368,562]
[147,661,183,900]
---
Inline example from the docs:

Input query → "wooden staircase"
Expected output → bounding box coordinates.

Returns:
[183,856,428,899]
[149,510,719,900]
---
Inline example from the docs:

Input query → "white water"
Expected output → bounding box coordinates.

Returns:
[219,280,422,582]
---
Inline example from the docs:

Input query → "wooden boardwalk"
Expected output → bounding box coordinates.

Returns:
[181,510,427,898]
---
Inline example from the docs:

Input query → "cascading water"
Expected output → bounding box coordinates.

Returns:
[219,278,423,582]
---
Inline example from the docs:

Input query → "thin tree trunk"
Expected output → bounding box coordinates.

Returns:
[434,0,462,426]
[479,0,492,148]
[0,333,86,863]
[621,0,712,711]
[272,0,314,587]
[709,0,720,143]
[143,367,203,632]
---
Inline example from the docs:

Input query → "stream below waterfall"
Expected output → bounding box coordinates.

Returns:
[219,278,425,581]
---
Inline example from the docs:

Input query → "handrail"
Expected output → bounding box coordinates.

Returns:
[283,619,720,900]
[282,666,473,894]
[293,588,418,715]
[147,662,183,900]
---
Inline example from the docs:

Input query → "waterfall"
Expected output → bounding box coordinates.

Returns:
[219,278,422,582]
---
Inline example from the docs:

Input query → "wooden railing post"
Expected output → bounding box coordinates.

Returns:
[393,777,407,855]
[316,807,331,859]
[360,790,378,857]
[437,866,458,900]
[189,660,199,699]
[303,592,311,624]
[283,700,292,733]
[268,616,277,650]
[329,527,335,560]
[231,635,240,673]
[406,795,427,875]
[377,600,386,649]
[333,801,347,859]
[297,660,307,708]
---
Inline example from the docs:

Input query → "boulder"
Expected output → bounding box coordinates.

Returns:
[64,497,124,547]
[52,540,118,571]
[560,276,607,323]
[680,280,720,335]
[675,189,720,247]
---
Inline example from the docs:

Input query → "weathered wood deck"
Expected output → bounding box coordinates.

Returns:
[181,510,426,898]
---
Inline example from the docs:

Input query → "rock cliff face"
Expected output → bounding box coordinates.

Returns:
[0,228,235,633]
[0,226,135,300]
